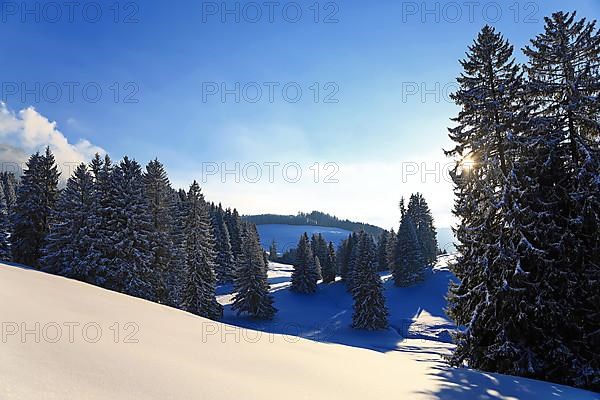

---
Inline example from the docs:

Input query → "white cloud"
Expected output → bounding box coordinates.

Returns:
[0,102,106,180]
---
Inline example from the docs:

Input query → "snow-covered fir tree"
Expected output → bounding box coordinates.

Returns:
[89,153,104,181]
[406,193,438,265]
[351,231,388,330]
[376,230,389,271]
[232,223,276,319]
[83,154,115,286]
[143,159,179,302]
[0,172,17,216]
[11,148,59,268]
[210,203,236,284]
[290,233,319,293]
[393,215,424,286]
[225,208,244,267]
[385,228,396,271]
[180,181,222,320]
[445,23,523,370]
[337,234,352,281]
[338,232,359,287]
[0,184,10,261]
[268,239,278,261]
[41,164,95,280]
[311,233,328,280]
[502,12,599,389]
[311,233,327,260]
[164,187,188,307]
[447,17,600,391]
[321,241,337,283]
[101,157,156,300]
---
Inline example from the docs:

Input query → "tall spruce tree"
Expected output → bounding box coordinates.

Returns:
[0,172,17,215]
[385,228,397,270]
[311,233,327,280]
[445,24,523,371]
[339,232,359,287]
[268,239,278,261]
[180,181,222,320]
[0,184,10,261]
[447,17,600,391]
[225,208,244,266]
[143,159,179,302]
[492,12,600,389]
[11,148,60,268]
[351,231,389,330]
[290,233,319,293]
[41,164,95,280]
[84,154,114,286]
[321,241,337,283]
[393,215,424,286]
[376,230,389,271]
[166,187,188,307]
[406,193,438,265]
[210,203,236,284]
[232,223,276,319]
[102,157,155,300]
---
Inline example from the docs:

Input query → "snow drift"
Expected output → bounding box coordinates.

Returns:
[0,261,597,400]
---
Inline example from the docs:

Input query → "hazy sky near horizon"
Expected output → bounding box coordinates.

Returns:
[0,0,598,229]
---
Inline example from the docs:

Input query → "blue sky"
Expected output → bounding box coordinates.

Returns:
[0,0,598,229]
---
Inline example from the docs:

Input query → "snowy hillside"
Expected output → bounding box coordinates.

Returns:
[256,224,352,252]
[1,259,597,399]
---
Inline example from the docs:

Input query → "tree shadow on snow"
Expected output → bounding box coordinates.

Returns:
[414,362,598,400]
[221,266,459,353]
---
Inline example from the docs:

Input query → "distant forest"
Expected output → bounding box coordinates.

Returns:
[243,211,384,237]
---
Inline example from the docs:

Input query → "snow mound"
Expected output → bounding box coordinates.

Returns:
[1,262,597,400]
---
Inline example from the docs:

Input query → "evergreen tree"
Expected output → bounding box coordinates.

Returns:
[393,215,424,286]
[143,159,178,302]
[351,231,389,330]
[447,16,600,390]
[0,184,10,261]
[446,24,523,372]
[525,17,600,384]
[487,12,600,388]
[268,239,278,261]
[102,157,155,300]
[0,172,17,215]
[211,203,236,284]
[290,233,319,293]
[339,232,359,286]
[180,181,222,320]
[321,241,337,283]
[84,154,114,286]
[311,233,327,280]
[376,230,389,271]
[232,224,276,319]
[406,193,438,265]
[385,228,397,270]
[225,208,244,265]
[41,164,94,280]
[313,256,322,282]
[166,187,188,307]
[11,148,60,267]
[89,153,104,181]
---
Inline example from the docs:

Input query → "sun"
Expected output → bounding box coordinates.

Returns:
[460,154,476,173]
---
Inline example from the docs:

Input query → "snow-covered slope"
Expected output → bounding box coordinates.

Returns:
[1,261,597,400]
[256,224,352,252]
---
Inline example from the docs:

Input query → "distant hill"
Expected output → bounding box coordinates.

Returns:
[244,211,384,237]
[255,224,352,253]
